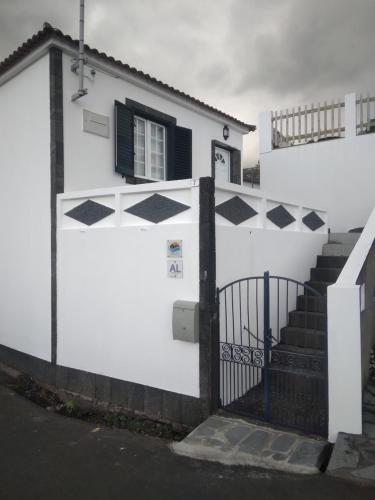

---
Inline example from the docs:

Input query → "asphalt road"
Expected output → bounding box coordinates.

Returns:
[0,383,373,500]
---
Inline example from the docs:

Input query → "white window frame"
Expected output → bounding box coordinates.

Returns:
[134,116,166,181]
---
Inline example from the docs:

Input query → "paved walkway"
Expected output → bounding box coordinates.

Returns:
[327,380,375,484]
[0,382,374,499]
[172,415,328,474]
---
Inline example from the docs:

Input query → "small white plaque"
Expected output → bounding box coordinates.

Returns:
[168,260,183,279]
[83,110,110,138]
[167,240,183,258]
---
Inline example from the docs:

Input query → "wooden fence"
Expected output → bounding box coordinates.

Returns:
[272,93,375,149]
[272,100,345,148]
[357,94,375,135]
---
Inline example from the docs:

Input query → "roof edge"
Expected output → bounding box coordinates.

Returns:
[0,23,256,133]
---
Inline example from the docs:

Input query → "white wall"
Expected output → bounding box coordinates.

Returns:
[215,184,328,405]
[259,95,375,232]
[62,53,244,192]
[216,183,328,290]
[0,55,51,361]
[328,206,375,442]
[57,180,200,397]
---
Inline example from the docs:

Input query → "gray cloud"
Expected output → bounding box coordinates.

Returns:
[1,0,374,164]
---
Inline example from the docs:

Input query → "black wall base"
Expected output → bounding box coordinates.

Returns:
[0,344,204,428]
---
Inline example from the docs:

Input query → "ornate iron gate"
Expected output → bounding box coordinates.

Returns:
[217,272,328,435]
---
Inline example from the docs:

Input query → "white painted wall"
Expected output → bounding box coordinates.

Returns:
[328,206,375,442]
[260,94,375,232]
[61,53,245,192]
[0,54,51,361]
[57,181,200,397]
[216,183,328,289]
[216,183,328,404]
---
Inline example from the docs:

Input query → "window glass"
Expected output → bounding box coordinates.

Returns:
[134,117,146,177]
[134,117,166,181]
[150,122,165,180]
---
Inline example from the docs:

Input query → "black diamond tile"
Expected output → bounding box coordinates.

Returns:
[65,199,115,226]
[303,211,325,231]
[215,196,258,225]
[267,205,296,229]
[125,193,190,223]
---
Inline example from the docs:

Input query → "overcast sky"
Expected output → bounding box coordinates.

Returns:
[1,0,374,165]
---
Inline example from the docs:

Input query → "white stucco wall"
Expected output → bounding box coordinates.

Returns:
[216,183,328,291]
[259,99,375,233]
[0,55,51,361]
[328,206,375,442]
[215,184,328,405]
[62,53,244,192]
[57,181,200,397]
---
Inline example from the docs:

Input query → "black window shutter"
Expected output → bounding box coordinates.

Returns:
[230,149,242,185]
[170,126,192,180]
[115,100,134,176]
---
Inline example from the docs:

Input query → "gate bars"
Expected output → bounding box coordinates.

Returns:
[216,272,325,430]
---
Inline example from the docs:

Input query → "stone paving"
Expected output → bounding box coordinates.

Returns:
[363,379,375,439]
[172,415,329,474]
[327,379,375,484]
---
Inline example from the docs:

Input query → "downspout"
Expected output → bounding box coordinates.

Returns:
[71,0,88,101]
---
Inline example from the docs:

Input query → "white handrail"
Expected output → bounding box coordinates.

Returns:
[336,207,375,285]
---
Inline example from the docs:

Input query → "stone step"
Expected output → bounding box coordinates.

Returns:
[172,415,329,472]
[310,267,342,283]
[280,326,326,350]
[316,255,348,269]
[268,366,327,407]
[322,243,354,257]
[328,232,360,245]
[304,280,333,295]
[271,344,326,374]
[289,310,327,330]
[297,295,327,313]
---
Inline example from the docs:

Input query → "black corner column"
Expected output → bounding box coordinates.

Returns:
[49,47,64,364]
[199,177,218,416]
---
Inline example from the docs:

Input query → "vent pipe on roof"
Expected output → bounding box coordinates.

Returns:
[71,0,88,101]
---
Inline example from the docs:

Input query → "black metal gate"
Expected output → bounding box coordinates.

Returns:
[217,272,328,436]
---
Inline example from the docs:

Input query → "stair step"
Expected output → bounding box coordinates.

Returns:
[280,326,326,349]
[268,366,327,406]
[328,232,360,245]
[271,344,326,374]
[289,310,327,330]
[305,280,333,295]
[322,243,354,257]
[316,255,348,268]
[225,383,327,435]
[297,295,327,313]
[310,267,342,282]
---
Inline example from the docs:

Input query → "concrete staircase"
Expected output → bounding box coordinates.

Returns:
[270,232,360,435]
[226,233,359,436]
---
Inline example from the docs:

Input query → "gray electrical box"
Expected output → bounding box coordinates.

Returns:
[172,300,199,343]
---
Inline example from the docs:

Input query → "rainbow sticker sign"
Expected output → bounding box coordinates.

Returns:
[167,240,183,258]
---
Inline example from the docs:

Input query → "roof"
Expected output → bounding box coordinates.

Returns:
[0,23,255,132]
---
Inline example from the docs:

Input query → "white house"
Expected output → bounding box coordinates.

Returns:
[0,23,373,443]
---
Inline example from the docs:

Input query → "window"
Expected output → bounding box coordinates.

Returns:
[115,100,192,181]
[134,116,166,181]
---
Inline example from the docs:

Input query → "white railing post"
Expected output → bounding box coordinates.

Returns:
[327,284,363,442]
[259,111,273,153]
[344,92,357,138]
